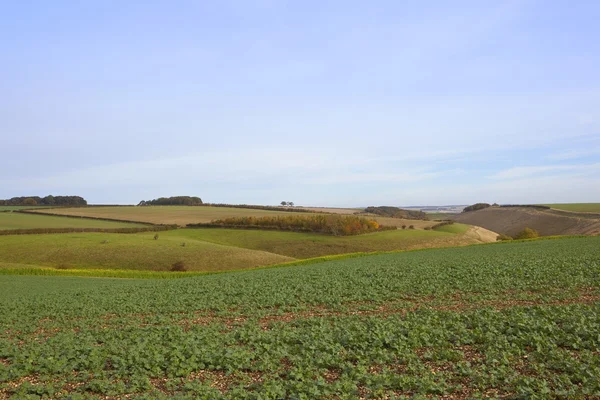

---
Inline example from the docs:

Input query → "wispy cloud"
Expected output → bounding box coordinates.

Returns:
[490,163,600,180]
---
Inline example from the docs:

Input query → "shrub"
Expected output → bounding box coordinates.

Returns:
[55,263,71,270]
[496,234,513,241]
[409,225,415,229]
[170,261,187,272]
[154,234,159,240]
[462,203,491,213]
[514,227,539,240]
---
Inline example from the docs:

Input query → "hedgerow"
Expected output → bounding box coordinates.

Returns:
[190,215,394,236]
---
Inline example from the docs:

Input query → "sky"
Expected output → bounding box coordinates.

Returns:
[1,0,599,206]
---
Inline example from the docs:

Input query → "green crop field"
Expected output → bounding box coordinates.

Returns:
[0,225,481,273]
[0,236,599,398]
[0,206,51,212]
[542,203,600,213]
[0,213,147,231]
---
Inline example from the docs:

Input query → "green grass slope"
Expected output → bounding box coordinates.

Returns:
[542,203,600,213]
[0,212,147,230]
[0,232,293,272]
[0,236,598,398]
[168,226,471,259]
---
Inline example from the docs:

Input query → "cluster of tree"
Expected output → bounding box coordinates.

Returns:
[462,203,491,213]
[192,215,394,236]
[496,227,540,241]
[280,201,295,207]
[0,195,87,206]
[138,196,203,206]
[363,206,428,220]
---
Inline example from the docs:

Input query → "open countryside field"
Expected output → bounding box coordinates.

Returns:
[1,236,599,398]
[454,206,600,237]
[0,212,147,231]
[31,206,321,226]
[0,224,492,273]
[0,206,51,212]
[30,206,440,230]
[542,203,600,213]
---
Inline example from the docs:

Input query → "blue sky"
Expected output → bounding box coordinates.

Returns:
[1,0,599,206]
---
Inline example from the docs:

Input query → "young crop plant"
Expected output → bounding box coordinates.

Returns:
[0,236,599,398]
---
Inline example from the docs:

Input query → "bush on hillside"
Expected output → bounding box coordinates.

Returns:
[196,215,393,236]
[514,227,539,240]
[170,261,187,272]
[496,234,513,241]
[462,203,491,213]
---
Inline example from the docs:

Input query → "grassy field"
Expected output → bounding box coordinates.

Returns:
[542,203,600,213]
[0,224,483,273]
[0,212,147,230]
[0,236,598,398]
[0,232,293,272]
[30,206,438,229]
[0,206,51,211]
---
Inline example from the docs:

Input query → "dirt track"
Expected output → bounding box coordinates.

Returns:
[453,207,600,237]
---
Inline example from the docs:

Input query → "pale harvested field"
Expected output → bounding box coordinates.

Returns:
[31,206,319,226]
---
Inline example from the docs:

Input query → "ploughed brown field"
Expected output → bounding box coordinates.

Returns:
[453,206,600,237]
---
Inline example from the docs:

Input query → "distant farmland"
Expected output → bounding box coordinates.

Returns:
[30,206,440,229]
[542,203,600,213]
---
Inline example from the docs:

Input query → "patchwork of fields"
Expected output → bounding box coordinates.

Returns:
[1,237,599,398]
[29,206,440,229]
[0,224,486,273]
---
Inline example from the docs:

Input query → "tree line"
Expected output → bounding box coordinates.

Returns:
[138,196,203,206]
[0,195,87,206]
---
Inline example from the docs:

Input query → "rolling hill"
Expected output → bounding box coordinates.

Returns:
[453,206,600,236]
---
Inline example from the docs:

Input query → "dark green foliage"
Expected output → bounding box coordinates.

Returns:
[138,196,203,206]
[430,220,454,230]
[364,206,428,220]
[0,195,87,207]
[514,227,540,239]
[462,203,491,212]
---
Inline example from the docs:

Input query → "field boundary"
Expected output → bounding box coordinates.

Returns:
[18,209,159,226]
[0,225,177,236]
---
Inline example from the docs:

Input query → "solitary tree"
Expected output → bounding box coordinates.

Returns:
[281,201,287,207]
[288,202,294,207]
